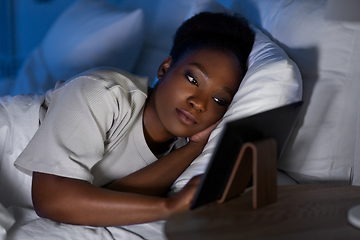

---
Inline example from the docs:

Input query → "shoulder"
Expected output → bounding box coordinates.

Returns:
[42,68,149,125]
[48,67,149,108]
[75,67,149,95]
[51,67,148,98]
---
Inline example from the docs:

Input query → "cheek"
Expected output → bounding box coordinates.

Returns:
[154,79,183,119]
[156,76,187,103]
[156,84,176,108]
[201,106,227,128]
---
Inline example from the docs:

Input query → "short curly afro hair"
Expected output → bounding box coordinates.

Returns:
[170,12,255,77]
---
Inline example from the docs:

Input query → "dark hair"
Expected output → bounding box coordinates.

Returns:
[170,12,255,77]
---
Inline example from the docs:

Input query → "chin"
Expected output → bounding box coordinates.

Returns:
[170,126,202,139]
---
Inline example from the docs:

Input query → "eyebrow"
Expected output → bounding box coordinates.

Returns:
[189,62,235,96]
[221,86,235,96]
[189,63,210,79]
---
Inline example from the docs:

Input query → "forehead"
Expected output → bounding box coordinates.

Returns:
[179,48,241,73]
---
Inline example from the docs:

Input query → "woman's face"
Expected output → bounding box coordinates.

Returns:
[153,48,242,138]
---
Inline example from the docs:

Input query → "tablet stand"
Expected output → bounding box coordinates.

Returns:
[217,138,277,209]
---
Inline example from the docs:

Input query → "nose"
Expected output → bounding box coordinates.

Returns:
[188,96,207,113]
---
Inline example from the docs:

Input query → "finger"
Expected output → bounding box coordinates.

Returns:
[184,175,202,190]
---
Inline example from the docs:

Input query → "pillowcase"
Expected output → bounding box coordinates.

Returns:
[226,0,360,184]
[11,0,144,95]
[169,26,302,193]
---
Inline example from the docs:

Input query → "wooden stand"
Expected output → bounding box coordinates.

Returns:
[217,138,277,209]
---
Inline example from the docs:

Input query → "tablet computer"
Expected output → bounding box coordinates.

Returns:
[190,101,303,209]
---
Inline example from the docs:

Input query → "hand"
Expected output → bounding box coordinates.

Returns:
[165,175,202,214]
[189,120,221,144]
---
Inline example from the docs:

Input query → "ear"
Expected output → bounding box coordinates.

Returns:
[157,56,173,80]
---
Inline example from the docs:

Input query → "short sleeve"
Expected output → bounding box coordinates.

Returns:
[14,74,131,183]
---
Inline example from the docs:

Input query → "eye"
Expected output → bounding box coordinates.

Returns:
[213,97,227,106]
[186,74,198,86]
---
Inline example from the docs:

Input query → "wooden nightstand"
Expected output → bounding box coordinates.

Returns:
[166,185,360,240]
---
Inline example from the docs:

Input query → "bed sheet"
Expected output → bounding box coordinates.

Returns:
[0,203,15,240]
[6,206,167,240]
[0,92,168,240]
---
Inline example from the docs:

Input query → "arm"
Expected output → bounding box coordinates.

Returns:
[105,120,219,196]
[31,122,217,227]
[105,141,203,196]
[27,73,210,226]
[32,171,200,227]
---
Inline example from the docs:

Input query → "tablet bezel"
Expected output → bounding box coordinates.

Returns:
[190,101,303,209]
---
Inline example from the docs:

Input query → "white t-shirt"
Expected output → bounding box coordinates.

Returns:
[15,67,162,187]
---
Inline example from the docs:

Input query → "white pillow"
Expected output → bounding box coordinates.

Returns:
[170,26,302,193]
[225,0,360,184]
[12,0,144,95]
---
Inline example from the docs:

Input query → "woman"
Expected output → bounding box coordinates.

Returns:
[14,12,255,226]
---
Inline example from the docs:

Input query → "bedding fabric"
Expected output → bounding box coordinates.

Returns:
[224,0,360,184]
[0,94,44,209]
[7,206,167,240]
[10,0,145,95]
[0,203,15,240]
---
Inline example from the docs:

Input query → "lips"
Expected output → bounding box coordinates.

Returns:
[176,109,197,125]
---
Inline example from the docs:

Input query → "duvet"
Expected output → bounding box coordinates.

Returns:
[0,94,167,240]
